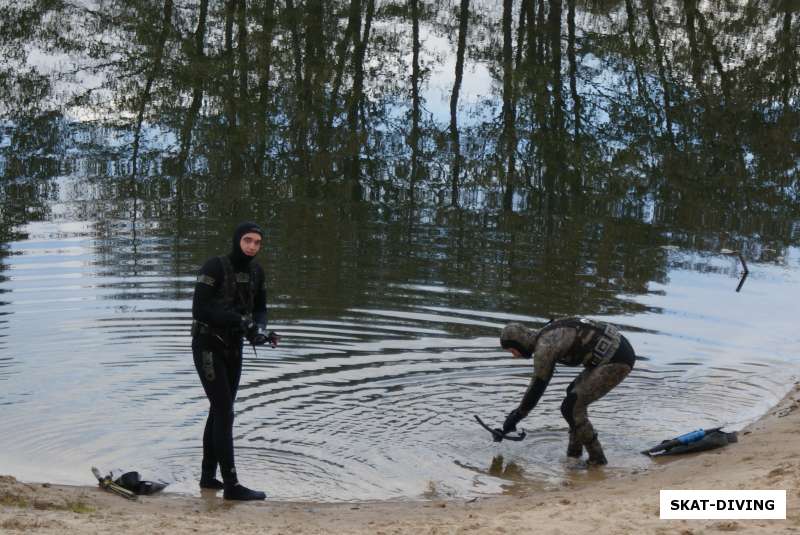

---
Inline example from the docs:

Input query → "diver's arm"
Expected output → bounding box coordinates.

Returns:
[252,264,267,329]
[503,348,556,433]
[192,258,241,328]
[518,326,575,414]
[248,264,278,347]
[518,362,555,415]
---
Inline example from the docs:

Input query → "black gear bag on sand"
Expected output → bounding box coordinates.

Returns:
[114,471,167,495]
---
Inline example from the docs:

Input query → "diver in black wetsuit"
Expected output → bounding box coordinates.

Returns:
[191,222,278,500]
[499,318,635,465]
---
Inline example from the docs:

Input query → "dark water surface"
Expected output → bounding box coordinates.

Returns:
[1,0,799,501]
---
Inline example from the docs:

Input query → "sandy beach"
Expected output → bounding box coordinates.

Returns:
[2,383,798,534]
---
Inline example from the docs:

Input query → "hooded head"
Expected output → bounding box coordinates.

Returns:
[229,221,264,269]
[500,323,537,358]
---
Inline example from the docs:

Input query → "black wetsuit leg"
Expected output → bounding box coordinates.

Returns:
[193,337,242,486]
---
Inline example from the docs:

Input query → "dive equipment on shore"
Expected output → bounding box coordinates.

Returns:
[91,467,167,498]
[91,467,137,500]
[641,427,738,456]
[113,471,167,495]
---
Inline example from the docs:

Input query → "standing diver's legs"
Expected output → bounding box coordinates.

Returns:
[194,343,237,487]
[560,363,632,464]
[197,347,242,488]
[193,344,265,500]
[193,339,223,488]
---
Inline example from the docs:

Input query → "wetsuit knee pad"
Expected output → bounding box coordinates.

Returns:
[561,392,578,428]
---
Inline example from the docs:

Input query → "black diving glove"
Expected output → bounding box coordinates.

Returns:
[503,408,524,434]
[265,331,280,347]
[251,329,280,347]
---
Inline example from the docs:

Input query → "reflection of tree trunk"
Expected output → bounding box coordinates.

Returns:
[131,0,173,178]
[501,0,516,210]
[237,0,249,102]
[306,0,325,172]
[549,0,563,133]
[304,1,323,115]
[410,0,421,199]
[644,0,674,144]
[517,0,530,69]
[362,4,376,129]
[318,2,361,182]
[178,0,208,172]
[450,0,469,207]
[567,0,579,137]
[524,0,536,78]
[223,0,241,174]
[779,5,794,108]
[224,0,236,121]
[320,0,358,178]
[285,0,304,94]
[193,0,207,70]
[236,0,250,170]
[536,0,546,64]
[683,1,706,98]
[695,7,745,176]
[624,0,657,118]
[343,0,363,187]
[331,2,359,121]
[285,0,307,173]
[541,0,563,193]
[526,0,545,189]
[694,10,730,103]
[255,0,275,173]
[349,0,374,134]
[345,0,374,194]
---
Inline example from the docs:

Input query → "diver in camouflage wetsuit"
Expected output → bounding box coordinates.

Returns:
[499,317,635,465]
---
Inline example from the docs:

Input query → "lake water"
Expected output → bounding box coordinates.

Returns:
[0,0,798,501]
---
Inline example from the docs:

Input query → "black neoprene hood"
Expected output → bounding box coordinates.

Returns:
[229,221,264,269]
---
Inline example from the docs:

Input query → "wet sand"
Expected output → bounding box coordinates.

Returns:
[2,383,799,534]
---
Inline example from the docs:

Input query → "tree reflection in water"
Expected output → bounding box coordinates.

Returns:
[0,0,797,285]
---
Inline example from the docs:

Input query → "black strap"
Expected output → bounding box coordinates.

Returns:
[529,318,554,354]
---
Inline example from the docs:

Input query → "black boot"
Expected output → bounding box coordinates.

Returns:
[585,435,608,466]
[200,477,224,490]
[223,483,267,501]
[567,431,583,458]
[200,467,224,489]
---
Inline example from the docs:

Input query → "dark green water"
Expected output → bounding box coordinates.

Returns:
[0,0,798,500]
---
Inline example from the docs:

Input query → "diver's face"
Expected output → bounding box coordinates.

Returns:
[239,232,262,257]
[507,348,524,358]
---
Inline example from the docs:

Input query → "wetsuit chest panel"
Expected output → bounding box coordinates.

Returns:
[217,256,257,316]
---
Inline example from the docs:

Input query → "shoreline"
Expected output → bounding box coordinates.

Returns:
[2,383,799,534]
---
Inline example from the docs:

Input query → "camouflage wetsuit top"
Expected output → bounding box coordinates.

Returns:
[503,317,635,416]
[501,317,636,462]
